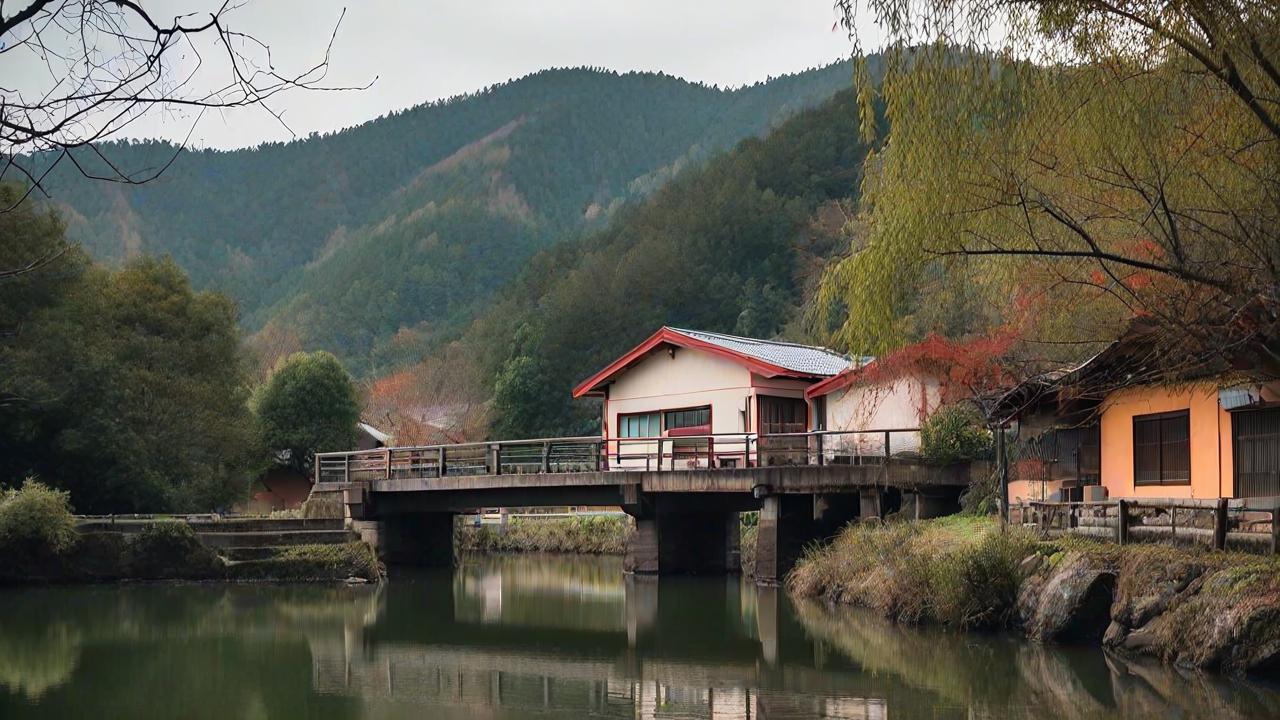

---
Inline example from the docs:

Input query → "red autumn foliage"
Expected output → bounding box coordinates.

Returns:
[835,330,1019,405]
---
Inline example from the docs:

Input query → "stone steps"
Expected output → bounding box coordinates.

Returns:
[198,529,352,549]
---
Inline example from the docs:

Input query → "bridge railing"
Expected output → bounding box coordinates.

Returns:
[315,428,923,484]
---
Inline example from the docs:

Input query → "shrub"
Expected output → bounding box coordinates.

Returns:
[0,480,78,566]
[921,404,992,465]
[126,522,224,579]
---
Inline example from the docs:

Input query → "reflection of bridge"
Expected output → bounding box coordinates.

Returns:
[308,569,908,719]
[317,430,975,583]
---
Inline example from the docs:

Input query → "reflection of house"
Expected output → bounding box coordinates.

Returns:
[572,327,851,468]
[995,326,1280,502]
[249,421,392,512]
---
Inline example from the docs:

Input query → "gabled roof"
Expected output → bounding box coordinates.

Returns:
[357,421,392,445]
[572,327,852,398]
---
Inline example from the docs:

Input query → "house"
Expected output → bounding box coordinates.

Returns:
[804,334,1015,460]
[248,421,393,512]
[572,327,851,468]
[994,326,1280,502]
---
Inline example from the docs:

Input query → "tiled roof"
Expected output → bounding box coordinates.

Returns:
[669,328,852,377]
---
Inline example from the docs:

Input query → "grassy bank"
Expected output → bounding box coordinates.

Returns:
[456,515,632,555]
[0,481,381,584]
[789,516,1280,676]
[789,516,1032,629]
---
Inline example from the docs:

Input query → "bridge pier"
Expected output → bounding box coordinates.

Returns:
[625,497,743,575]
[356,512,456,567]
[753,493,860,586]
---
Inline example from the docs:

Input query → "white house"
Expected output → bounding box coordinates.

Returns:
[805,359,942,458]
[572,327,851,468]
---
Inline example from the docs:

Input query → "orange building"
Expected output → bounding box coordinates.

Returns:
[995,332,1280,502]
[1097,382,1280,500]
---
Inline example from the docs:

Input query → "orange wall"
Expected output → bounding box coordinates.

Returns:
[1099,384,1231,499]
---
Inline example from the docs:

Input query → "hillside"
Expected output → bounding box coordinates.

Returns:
[39,63,856,372]
[448,86,883,438]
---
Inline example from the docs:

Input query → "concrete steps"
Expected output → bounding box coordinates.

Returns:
[198,529,352,549]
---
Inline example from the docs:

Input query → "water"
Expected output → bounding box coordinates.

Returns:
[1,554,1278,719]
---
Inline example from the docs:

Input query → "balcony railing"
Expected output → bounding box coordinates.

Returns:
[315,428,923,485]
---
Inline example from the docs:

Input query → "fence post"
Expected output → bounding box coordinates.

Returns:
[490,443,503,476]
[656,438,665,472]
[996,425,1009,526]
[1214,498,1228,551]
[438,447,447,478]
[541,441,551,473]
[1116,500,1128,545]
[385,449,392,481]
[1271,506,1279,556]
[883,431,891,462]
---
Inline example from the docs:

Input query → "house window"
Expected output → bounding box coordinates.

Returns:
[618,412,660,438]
[664,407,711,435]
[1133,410,1190,485]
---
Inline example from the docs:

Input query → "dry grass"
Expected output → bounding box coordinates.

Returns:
[456,515,632,555]
[788,516,1036,629]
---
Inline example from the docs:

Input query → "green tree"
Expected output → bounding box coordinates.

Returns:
[253,351,360,474]
[1,224,257,512]
[822,1,1279,380]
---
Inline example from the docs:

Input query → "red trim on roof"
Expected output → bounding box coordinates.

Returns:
[805,367,857,399]
[572,327,826,398]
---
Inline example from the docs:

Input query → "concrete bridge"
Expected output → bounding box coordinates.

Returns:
[315,429,979,584]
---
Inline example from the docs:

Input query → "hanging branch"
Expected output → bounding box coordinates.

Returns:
[0,1,372,211]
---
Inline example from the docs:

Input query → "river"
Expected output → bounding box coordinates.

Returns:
[1,553,1277,719]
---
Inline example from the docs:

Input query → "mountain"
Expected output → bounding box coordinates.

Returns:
[451,86,883,437]
[39,63,856,373]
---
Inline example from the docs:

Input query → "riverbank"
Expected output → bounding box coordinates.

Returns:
[455,513,763,573]
[788,515,1280,677]
[455,515,631,555]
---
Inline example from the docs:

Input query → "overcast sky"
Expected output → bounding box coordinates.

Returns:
[60,1,871,149]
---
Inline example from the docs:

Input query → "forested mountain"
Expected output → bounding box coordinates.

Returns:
[449,86,884,438]
[39,63,855,373]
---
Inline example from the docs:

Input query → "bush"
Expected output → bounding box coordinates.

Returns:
[921,404,992,465]
[126,522,224,579]
[0,480,78,568]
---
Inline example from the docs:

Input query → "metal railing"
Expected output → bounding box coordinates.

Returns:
[315,428,922,484]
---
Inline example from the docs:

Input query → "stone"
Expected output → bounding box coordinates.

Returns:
[1020,552,1116,643]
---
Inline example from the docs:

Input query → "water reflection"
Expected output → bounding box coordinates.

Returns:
[0,554,1278,719]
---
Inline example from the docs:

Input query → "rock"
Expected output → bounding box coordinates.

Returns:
[1102,620,1127,647]
[1019,554,1046,580]
[1020,552,1117,643]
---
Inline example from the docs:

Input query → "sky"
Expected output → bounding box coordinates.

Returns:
[5,1,872,150]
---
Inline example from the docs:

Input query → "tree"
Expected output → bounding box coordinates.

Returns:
[0,1,361,212]
[821,1,1279,382]
[0,221,258,512]
[253,351,359,474]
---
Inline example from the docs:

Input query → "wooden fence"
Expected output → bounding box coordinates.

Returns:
[1012,497,1280,554]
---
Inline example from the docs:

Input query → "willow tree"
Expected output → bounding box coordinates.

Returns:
[820,1,1279,380]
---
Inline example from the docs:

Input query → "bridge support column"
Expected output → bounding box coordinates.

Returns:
[625,503,741,575]
[754,493,860,586]
[372,512,455,567]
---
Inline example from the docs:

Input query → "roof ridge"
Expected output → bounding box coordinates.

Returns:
[668,327,849,357]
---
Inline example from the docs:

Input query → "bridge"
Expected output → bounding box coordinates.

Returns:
[315,429,981,584]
